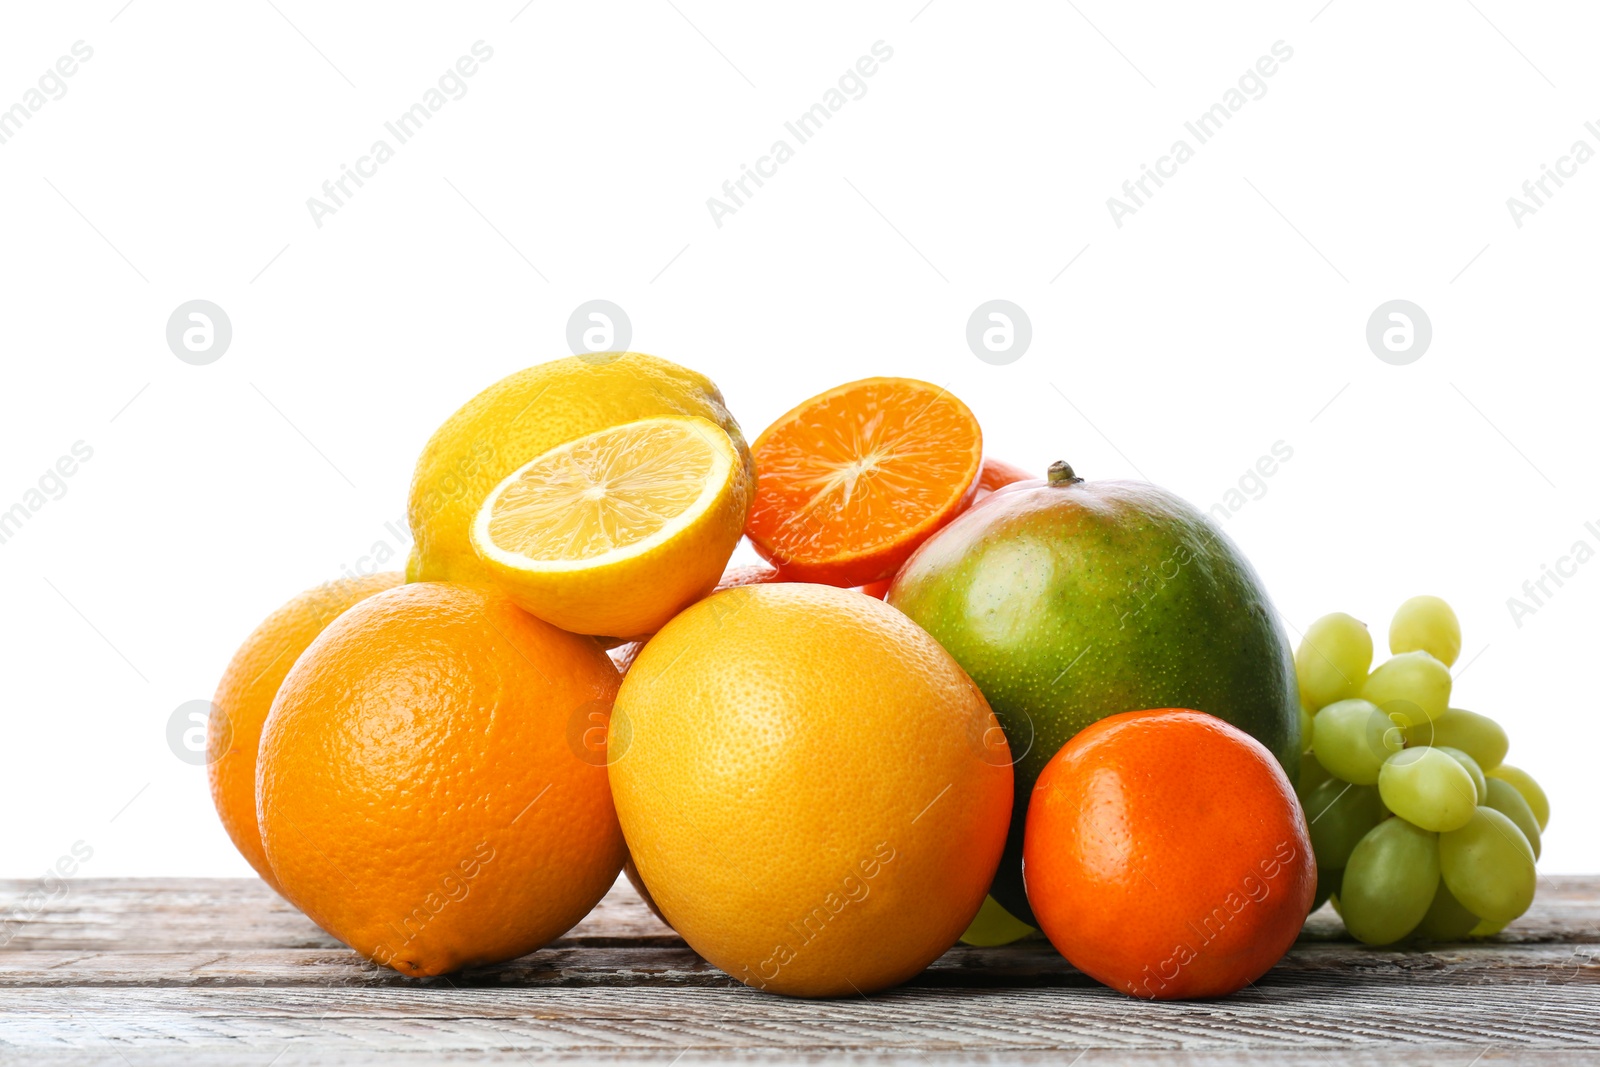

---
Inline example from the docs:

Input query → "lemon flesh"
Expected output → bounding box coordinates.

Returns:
[471,416,744,637]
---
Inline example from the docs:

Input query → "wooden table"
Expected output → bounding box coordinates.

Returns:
[1,876,1596,1064]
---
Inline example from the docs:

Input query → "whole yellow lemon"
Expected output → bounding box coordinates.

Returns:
[407,352,754,584]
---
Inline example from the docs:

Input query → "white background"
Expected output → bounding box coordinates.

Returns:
[1,1,1595,877]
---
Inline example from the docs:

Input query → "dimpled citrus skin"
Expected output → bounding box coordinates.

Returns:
[610,583,1013,997]
[1023,709,1315,1000]
[257,582,625,977]
[208,571,402,891]
[407,352,754,585]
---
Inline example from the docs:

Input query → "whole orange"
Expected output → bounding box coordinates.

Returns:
[610,582,1013,997]
[1023,708,1314,999]
[257,582,625,976]
[208,571,402,890]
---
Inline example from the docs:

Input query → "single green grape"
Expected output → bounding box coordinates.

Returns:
[1487,764,1549,831]
[1361,651,1452,725]
[1389,595,1462,667]
[1414,880,1480,941]
[1303,778,1386,869]
[1378,747,1477,832]
[1403,708,1509,771]
[1440,807,1536,925]
[1483,778,1542,860]
[959,895,1037,946]
[1340,817,1440,945]
[1434,746,1487,804]
[1297,750,1332,802]
[1469,918,1506,937]
[1298,701,1315,754]
[1312,699,1404,785]
[1296,612,1373,711]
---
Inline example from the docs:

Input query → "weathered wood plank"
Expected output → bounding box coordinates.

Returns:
[1,982,1597,1055]
[8,1053,1600,1067]
[0,942,1594,989]
[4,875,1597,953]
[1,876,1597,1063]
[8,1056,1600,1067]
[0,876,678,953]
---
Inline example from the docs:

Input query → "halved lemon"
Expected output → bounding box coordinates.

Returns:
[470,415,749,637]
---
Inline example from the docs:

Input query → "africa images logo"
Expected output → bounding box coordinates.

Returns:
[305,42,495,228]
[705,41,894,229]
[1105,41,1294,228]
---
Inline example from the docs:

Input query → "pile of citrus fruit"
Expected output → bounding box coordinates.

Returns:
[203,352,1541,1000]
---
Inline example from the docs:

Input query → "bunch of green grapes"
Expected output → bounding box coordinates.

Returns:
[1294,596,1549,945]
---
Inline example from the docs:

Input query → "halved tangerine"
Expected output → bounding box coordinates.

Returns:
[746,378,983,586]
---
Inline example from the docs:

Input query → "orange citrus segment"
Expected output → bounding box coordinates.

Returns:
[745,378,982,586]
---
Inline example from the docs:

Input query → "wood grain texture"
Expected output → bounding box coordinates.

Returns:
[0,875,1596,1065]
